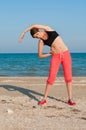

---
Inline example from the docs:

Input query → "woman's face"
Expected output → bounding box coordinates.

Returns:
[33,31,44,39]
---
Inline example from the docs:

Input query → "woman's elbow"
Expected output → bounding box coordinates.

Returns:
[38,54,43,58]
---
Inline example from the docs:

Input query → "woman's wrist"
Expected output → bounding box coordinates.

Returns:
[24,31,26,34]
[49,51,52,55]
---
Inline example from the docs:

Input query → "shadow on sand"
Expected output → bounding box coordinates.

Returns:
[0,85,67,104]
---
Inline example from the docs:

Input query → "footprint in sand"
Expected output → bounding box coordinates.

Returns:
[44,105,65,110]
[46,114,70,119]
[71,108,81,114]
[1,100,7,103]
[80,117,86,120]
[46,115,57,118]
[45,105,57,109]
[1,99,13,104]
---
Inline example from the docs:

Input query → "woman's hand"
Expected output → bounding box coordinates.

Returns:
[19,32,25,43]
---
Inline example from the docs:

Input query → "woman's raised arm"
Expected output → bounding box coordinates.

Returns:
[19,24,53,42]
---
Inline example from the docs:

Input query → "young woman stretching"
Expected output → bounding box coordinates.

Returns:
[19,24,76,105]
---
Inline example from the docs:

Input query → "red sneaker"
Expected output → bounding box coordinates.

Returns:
[68,99,76,105]
[38,99,46,105]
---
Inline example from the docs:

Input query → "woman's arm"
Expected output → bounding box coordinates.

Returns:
[24,24,53,33]
[38,40,52,58]
[19,24,53,42]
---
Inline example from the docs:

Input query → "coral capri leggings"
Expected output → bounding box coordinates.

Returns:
[47,50,72,85]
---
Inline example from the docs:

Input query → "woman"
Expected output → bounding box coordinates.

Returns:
[19,24,76,105]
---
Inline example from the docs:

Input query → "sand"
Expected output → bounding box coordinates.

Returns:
[0,77,86,130]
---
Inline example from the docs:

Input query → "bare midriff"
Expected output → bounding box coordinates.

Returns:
[51,36,68,54]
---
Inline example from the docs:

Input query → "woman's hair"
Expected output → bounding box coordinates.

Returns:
[30,28,39,37]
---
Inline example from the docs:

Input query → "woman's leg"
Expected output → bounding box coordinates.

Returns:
[62,51,76,105]
[66,82,72,99]
[44,54,61,99]
[38,54,60,104]
[66,82,76,105]
[44,84,52,99]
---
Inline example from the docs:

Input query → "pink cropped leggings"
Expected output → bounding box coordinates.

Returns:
[47,50,72,85]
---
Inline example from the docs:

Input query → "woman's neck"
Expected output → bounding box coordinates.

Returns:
[42,32,48,40]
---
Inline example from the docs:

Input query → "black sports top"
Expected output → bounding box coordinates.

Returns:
[43,31,59,47]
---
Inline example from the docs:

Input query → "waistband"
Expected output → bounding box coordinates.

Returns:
[52,50,70,59]
[52,50,69,56]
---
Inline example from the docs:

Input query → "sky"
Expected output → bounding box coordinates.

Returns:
[0,0,86,53]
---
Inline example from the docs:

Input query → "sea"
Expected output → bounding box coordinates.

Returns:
[0,53,86,77]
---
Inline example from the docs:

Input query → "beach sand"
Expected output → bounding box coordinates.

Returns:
[0,77,86,130]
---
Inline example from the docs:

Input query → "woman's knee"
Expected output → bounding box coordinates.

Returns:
[65,77,72,83]
[47,76,56,85]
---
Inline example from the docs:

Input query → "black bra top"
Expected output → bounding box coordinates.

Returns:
[43,31,59,47]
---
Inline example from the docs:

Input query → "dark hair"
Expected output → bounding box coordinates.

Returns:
[30,28,39,37]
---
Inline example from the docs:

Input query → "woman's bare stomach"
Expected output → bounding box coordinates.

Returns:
[50,36,68,54]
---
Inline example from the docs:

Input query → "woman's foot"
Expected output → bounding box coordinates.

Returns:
[68,99,76,105]
[38,99,46,105]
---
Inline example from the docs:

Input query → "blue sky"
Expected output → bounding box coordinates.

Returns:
[0,0,86,53]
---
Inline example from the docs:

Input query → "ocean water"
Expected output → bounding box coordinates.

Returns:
[0,53,86,77]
